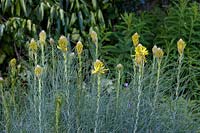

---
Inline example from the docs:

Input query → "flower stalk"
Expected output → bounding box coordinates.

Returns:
[35,65,43,133]
[92,60,108,133]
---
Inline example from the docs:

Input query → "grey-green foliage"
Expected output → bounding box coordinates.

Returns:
[0,40,199,132]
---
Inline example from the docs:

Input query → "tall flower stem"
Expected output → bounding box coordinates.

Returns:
[41,44,45,67]
[176,54,183,100]
[76,55,82,131]
[133,63,143,133]
[94,74,101,133]
[63,53,70,130]
[52,45,55,89]
[38,77,42,133]
[34,53,38,115]
[116,68,122,111]
[150,59,162,120]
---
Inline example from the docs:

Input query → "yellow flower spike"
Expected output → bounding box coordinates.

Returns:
[9,58,17,68]
[177,38,186,55]
[34,65,43,77]
[57,35,68,52]
[132,32,140,47]
[92,59,108,75]
[90,30,98,44]
[135,44,148,56]
[39,30,46,44]
[155,48,164,59]
[29,38,38,52]
[75,41,83,55]
[135,44,148,65]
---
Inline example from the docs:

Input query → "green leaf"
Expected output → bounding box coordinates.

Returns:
[92,0,97,10]
[69,13,77,26]
[59,9,65,25]
[78,11,83,31]
[16,0,21,16]
[20,0,27,16]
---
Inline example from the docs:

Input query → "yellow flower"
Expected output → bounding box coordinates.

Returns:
[135,44,148,65]
[132,32,140,47]
[75,41,83,55]
[90,30,98,44]
[177,39,186,55]
[39,30,46,44]
[92,60,108,75]
[135,44,148,56]
[57,35,68,52]
[9,58,16,68]
[29,38,38,52]
[34,65,43,77]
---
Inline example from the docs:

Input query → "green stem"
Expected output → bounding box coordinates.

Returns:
[133,64,143,133]
[94,74,101,133]
[38,77,42,133]
[116,70,121,111]
[41,44,45,67]
[151,59,161,118]
[63,53,70,130]
[76,55,82,131]
[55,97,62,133]
[52,45,55,89]
[95,42,98,60]
[176,55,183,99]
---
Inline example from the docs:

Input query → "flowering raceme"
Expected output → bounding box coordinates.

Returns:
[76,41,83,55]
[29,38,38,53]
[92,60,108,75]
[132,32,140,47]
[39,30,46,44]
[57,35,68,52]
[135,44,148,65]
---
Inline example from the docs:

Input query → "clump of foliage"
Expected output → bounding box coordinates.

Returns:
[0,29,199,132]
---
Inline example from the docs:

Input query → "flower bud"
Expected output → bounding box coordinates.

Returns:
[177,39,186,55]
[90,30,97,44]
[75,41,83,55]
[132,32,140,47]
[9,58,16,68]
[116,64,123,71]
[39,30,46,44]
[34,65,43,77]
[49,38,54,45]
